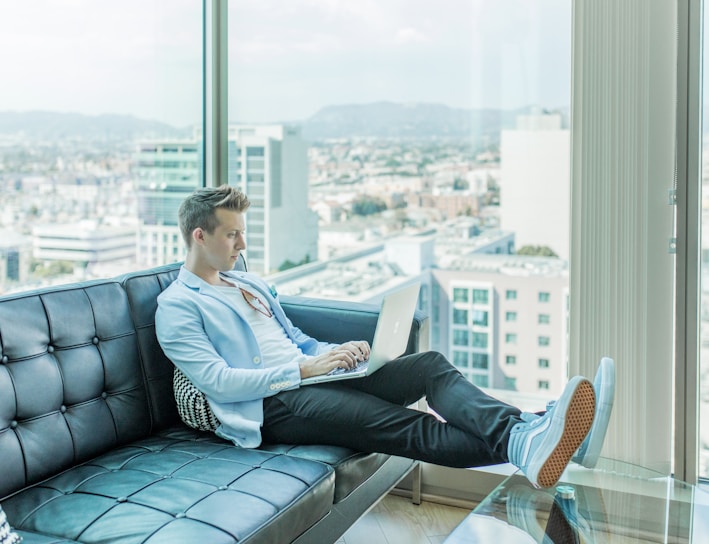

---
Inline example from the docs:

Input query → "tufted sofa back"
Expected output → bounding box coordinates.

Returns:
[0,280,151,500]
[120,263,181,430]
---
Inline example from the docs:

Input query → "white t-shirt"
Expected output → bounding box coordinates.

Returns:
[214,283,311,369]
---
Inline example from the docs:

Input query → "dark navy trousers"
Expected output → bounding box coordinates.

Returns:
[262,351,523,468]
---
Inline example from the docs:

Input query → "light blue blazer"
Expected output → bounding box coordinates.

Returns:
[155,266,336,448]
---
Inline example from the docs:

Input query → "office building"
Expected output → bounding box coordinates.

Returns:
[32,222,137,265]
[499,112,571,260]
[228,125,318,275]
[135,139,201,267]
[432,255,568,398]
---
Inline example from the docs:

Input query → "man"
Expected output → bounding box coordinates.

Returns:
[156,186,613,489]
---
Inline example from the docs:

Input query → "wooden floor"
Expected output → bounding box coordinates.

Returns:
[335,494,471,544]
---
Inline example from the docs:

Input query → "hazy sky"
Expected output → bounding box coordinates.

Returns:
[0,0,572,127]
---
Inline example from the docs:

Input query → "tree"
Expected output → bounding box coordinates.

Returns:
[278,254,311,272]
[516,245,558,258]
[453,178,469,191]
[351,196,387,216]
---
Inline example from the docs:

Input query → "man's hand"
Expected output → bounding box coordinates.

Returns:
[339,340,371,362]
[298,340,371,379]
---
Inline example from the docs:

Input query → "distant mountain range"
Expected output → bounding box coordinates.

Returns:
[301,101,543,141]
[0,103,565,143]
[0,111,191,141]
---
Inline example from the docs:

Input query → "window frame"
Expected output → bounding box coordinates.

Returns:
[215,0,706,486]
[674,0,703,484]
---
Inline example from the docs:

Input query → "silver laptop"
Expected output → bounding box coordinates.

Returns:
[300,282,421,386]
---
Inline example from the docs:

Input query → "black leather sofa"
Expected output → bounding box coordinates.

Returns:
[0,263,425,544]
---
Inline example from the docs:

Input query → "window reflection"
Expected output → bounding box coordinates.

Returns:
[0,0,203,290]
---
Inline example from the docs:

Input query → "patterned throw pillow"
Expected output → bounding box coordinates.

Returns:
[0,505,22,544]
[173,367,220,432]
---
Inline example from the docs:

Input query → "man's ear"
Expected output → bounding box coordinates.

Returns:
[192,227,205,245]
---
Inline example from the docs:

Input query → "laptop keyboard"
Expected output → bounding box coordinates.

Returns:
[328,360,369,376]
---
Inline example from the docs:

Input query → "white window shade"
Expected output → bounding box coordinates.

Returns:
[570,0,677,474]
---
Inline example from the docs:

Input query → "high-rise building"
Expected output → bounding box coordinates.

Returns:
[227,125,318,274]
[136,125,318,273]
[135,139,200,267]
[499,112,570,260]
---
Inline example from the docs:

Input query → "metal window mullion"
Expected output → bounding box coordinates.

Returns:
[203,0,228,187]
[674,0,703,485]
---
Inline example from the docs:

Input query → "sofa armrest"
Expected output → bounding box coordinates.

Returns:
[280,295,429,356]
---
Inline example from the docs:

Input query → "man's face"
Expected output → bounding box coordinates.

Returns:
[199,208,246,272]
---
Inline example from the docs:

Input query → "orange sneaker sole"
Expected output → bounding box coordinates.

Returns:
[537,379,596,488]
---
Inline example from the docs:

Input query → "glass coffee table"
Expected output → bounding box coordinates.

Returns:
[444,458,709,543]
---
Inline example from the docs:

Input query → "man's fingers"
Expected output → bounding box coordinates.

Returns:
[331,348,357,368]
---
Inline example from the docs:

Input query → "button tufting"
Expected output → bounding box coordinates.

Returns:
[218,485,228,491]
[10,421,18,429]
[117,497,127,503]
[175,512,187,519]
[60,405,67,413]
[101,392,108,399]
[1,356,7,364]
[47,346,54,353]
[92,337,99,345]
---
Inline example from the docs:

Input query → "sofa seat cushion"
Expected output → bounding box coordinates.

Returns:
[260,444,390,504]
[3,425,334,544]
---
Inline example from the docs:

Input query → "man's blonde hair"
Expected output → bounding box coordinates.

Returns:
[178,186,250,247]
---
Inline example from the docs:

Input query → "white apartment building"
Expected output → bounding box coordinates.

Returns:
[266,223,567,400]
[32,222,137,264]
[499,112,570,260]
[228,125,318,275]
[431,255,569,398]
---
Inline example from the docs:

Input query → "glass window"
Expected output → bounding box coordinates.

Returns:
[472,375,489,388]
[538,336,550,347]
[453,308,468,325]
[538,292,551,303]
[506,355,517,365]
[472,310,488,327]
[1,1,203,291]
[453,330,469,346]
[472,288,489,304]
[453,351,469,367]
[504,377,517,390]
[538,313,550,324]
[538,358,550,368]
[505,333,517,345]
[506,311,517,322]
[472,332,488,348]
[453,287,469,303]
[224,0,572,407]
[538,380,550,391]
[472,353,488,369]
[247,158,266,170]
